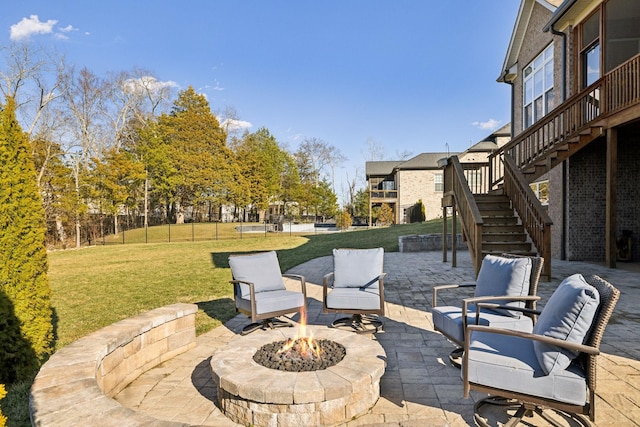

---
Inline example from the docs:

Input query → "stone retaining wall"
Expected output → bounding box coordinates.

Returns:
[29,303,198,427]
[399,233,466,252]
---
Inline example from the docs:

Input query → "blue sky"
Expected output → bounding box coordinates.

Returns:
[2,1,520,202]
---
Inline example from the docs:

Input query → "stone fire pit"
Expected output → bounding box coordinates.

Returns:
[210,325,386,427]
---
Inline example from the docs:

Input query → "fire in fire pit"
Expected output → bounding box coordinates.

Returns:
[253,337,346,371]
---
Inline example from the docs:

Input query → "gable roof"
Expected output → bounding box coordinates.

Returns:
[365,161,403,177]
[498,0,560,83]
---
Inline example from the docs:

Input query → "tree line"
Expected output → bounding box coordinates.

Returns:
[1,43,371,248]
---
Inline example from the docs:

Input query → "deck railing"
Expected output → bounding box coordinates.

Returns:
[490,53,640,188]
[443,156,483,274]
[502,155,552,279]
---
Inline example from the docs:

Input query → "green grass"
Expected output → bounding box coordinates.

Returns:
[2,219,452,426]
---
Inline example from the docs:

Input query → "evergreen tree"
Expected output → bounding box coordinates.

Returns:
[0,98,53,383]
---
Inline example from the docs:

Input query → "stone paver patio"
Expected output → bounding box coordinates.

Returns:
[114,251,640,426]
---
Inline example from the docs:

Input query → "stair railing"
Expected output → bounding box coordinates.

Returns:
[502,155,553,279]
[491,53,640,183]
[443,156,484,274]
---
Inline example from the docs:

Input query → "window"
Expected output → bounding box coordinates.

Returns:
[434,173,443,192]
[523,44,554,128]
[530,180,549,206]
[580,10,600,88]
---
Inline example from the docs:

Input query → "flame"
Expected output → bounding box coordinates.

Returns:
[277,308,322,359]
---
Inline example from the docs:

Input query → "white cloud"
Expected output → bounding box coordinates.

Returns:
[123,76,179,94]
[472,118,501,131]
[10,15,57,41]
[220,118,252,132]
[60,25,76,33]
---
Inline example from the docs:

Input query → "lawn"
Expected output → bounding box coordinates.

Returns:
[49,220,449,348]
[3,219,452,426]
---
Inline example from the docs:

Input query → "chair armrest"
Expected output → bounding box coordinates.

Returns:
[360,273,387,290]
[475,302,541,319]
[229,279,256,301]
[462,295,541,327]
[283,274,307,297]
[432,282,476,307]
[323,272,335,288]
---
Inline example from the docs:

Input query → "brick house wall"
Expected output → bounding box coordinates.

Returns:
[397,169,443,222]
[511,3,557,136]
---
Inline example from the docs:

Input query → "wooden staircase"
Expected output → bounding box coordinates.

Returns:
[475,194,534,257]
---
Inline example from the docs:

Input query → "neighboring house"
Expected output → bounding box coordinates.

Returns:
[366,124,511,225]
[444,0,640,277]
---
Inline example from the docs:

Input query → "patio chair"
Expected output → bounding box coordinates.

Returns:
[228,251,307,335]
[322,247,386,333]
[431,253,543,367]
[462,274,620,427]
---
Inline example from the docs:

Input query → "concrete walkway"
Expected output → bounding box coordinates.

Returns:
[114,251,640,426]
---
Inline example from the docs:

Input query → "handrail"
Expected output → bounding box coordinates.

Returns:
[490,53,640,185]
[502,155,552,279]
[443,156,484,274]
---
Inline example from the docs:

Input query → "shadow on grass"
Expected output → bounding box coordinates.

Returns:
[196,298,236,324]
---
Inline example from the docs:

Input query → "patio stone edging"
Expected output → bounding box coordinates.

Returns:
[29,303,198,427]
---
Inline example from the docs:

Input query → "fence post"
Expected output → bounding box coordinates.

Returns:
[145,225,148,244]
[215,222,218,240]
[192,222,195,242]
[122,227,125,245]
[168,223,171,243]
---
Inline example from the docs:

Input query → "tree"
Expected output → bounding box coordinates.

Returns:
[335,209,352,231]
[352,188,369,220]
[234,127,288,220]
[157,86,231,223]
[377,203,395,226]
[313,179,338,222]
[89,148,146,234]
[0,98,53,382]
[294,137,345,191]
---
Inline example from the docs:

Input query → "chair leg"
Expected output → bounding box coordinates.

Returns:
[241,317,294,335]
[474,396,592,427]
[331,314,383,334]
[449,347,463,369]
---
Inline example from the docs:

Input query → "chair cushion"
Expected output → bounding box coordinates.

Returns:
[474,254,532,317]
[229,251,285,298]
[333,248,384,288]
[532,274,600,375]
[432,305,534,345]
[466,330,588,406]
[325,287,381,311]
[236,289,305,316]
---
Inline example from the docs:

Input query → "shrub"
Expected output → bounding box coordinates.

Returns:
[335,209,352,231]
[0,98,53,383]
[377,203,395,226]
[0,384,6,427]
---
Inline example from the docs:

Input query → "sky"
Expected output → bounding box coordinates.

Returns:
[2,1,521,204]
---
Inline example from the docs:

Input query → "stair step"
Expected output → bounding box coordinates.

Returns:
[483,225,525,233]
[481,242,533,252]
[480,209,516,217]
[482,216,519,226]
[476,201,512,210]
[482,233,528,242]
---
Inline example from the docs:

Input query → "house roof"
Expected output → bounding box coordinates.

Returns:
[365,161,403,177]
[399,152,454,170]
[543,0,595,32]
[498,0,560,83]
[365,153,454,178]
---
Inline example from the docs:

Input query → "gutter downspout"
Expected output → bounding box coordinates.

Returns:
[549,23,568,260]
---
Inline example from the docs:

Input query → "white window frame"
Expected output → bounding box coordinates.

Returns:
[523,44,554,129]
[434,173,443,192]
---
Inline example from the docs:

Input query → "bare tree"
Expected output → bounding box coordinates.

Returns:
[362,137,385,161]
[294,137,346,191]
